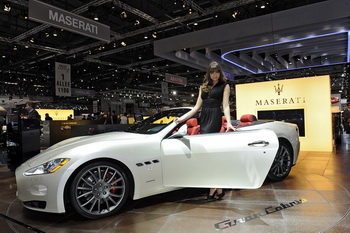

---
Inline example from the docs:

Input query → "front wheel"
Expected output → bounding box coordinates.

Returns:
[69,161,129,219]
[267,141,293,181]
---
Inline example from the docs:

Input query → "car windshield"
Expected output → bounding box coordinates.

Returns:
[125,108,191,134]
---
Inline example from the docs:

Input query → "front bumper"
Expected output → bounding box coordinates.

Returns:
[15,162,67,213]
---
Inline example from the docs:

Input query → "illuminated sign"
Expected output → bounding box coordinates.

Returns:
[28,0,110,42]
[165,73,187,86]
[37,109,74,121]
[236,75,332,151]
[55,62,71,96]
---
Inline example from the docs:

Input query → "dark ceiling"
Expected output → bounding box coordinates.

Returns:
[0,0,348,111]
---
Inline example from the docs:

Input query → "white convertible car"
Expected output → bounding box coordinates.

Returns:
[15,107,300,219]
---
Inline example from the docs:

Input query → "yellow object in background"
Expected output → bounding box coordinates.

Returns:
[37,109,74,121]
[236,75,332,152]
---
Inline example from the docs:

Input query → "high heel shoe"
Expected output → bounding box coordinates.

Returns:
[216,190,225,200]
[206,191,217,201]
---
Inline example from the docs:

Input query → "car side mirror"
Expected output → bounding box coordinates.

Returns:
[168,124,187,139]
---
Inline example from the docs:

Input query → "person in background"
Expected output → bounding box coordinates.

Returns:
[82,115,86,120]
[175,61,236,201]
[67,114,75,120]
[45,113,53,121]
[22,101,41,120]
[120,113,128,124]
[104,112,113,124]
[343,102,350,134]
[112,110,120,124]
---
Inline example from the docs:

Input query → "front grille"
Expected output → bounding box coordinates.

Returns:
[23,201,47,209]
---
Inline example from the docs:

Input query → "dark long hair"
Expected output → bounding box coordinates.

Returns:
[201,61,227,92]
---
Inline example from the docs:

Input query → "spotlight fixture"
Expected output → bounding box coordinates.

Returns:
[121,41,126,46]
[4,2,11,12]
[21,10,28,19]
[232,11,238,19]
[52,30,58,37]
[144,34,148,39]
[260,1,266,9]
[93,14,99,21]
[152,32,157,38]
[134,20,140,25]
[120,11,127,19]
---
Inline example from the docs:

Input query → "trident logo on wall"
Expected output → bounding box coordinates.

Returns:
[274,83,283,95]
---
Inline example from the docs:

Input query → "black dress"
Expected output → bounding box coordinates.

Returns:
[200,81,228,134]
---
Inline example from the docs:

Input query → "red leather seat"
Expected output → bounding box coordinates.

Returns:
[186,118,200,135]
[237,114,257,126]
[220,116,227,132]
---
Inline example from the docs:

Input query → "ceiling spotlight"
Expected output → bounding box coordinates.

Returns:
[93,14,99,21]
[45,32,50,37]
[121,41,126,46]
[13,46,17,51]
[134,20,140,25]
[21,10,28,19]
[144,34,148,39]
[152,32,157,38]
[193,21,198,26]
[30,38,35,43]
[4,2,11,12]
[120,11,127,19]
[260,1,266,9]
[53,31,58,37]
[232,11,238,19]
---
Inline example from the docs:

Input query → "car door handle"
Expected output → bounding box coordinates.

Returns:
[248,140,269,147]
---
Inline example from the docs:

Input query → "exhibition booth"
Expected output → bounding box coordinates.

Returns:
[236,75,332,152]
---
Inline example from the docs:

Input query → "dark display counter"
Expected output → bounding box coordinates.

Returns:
[42,120,131,148]
[7,119,41,171]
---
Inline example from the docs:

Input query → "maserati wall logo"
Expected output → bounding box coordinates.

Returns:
[274,83,283,95]
[255,83,306,106]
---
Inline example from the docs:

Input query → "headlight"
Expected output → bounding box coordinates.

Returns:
[24,158,70,176]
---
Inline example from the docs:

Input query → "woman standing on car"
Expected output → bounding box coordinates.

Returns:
[175,61,236,200]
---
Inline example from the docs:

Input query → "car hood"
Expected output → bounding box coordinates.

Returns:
[26,132,149,167]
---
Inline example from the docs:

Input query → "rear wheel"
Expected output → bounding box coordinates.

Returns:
[69,161,129,219]
[267,140,293,181]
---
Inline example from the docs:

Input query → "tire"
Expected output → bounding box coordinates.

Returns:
[69,161,129,219]
[267,140,293,181]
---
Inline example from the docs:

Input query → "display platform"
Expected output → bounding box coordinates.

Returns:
[0,136,349,232]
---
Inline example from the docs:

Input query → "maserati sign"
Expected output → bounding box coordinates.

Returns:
[28,0,110,42]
